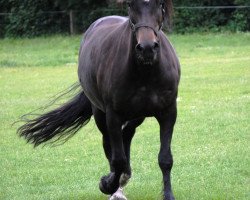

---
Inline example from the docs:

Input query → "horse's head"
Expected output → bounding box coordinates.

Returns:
[127,0,173,66]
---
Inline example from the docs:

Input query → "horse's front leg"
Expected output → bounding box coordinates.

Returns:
[99,107,127,195]
[156,103,177,200]
[122,118,145,176]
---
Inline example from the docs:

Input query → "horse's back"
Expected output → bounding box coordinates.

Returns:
[80,15,128,57]
[84,16,127,39]
[93,16,127,28]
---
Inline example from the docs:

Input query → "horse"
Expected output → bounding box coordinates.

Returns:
[18,0,180,199]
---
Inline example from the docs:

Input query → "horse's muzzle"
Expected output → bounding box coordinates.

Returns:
[135,41,159,66]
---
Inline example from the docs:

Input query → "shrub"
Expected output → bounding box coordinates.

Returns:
[5,0,68,37]
[0,0,249,37]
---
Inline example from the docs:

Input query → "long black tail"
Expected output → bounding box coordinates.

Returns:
[17,90,93,147]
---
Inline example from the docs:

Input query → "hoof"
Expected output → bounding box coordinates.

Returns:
[163,192,175,200]
[109,187,127,200]
[99,173,119,195]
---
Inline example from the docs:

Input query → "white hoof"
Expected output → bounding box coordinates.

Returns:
[109,187,127,200]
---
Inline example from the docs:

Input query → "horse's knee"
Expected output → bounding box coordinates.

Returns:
[158,156,173,171]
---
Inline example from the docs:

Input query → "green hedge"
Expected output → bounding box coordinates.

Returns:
[173,0,250,33]
[2,0,68,37]
[0,0,249,37]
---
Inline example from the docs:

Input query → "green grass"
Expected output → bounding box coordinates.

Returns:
[0,33,249,200]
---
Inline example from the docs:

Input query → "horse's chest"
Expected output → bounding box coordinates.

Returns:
[134,86,174,107]
[114,86,175,117]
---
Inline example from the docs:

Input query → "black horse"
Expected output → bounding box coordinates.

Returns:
[18,0,180,199]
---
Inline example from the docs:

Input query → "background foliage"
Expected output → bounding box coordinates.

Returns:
[0,0,249,37]
[174,0,250,33]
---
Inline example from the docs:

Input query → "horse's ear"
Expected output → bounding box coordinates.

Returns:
[162,0,173,31]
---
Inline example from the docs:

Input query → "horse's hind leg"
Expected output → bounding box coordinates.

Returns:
[93,107,113,170]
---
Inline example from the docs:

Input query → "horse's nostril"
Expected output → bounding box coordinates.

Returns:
[135,43,144,52]
[136,42,159,54]
[153,42,159,50]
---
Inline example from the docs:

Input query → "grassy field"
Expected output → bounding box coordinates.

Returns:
[0,33,249,200]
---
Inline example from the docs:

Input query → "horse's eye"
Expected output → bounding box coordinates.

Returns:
[127,2,131,7]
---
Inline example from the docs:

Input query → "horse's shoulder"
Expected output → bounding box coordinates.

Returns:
[159,32,172,48]
[159,33,177,55]
[158,32,180,76]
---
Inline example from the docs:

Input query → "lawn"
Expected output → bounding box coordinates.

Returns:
[0,33,249,200]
